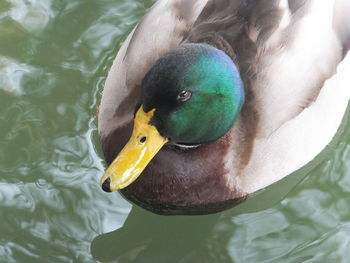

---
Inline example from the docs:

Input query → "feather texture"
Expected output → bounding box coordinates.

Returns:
[99,0,350,214]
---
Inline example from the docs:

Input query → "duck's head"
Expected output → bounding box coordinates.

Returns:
[100,43,245,192]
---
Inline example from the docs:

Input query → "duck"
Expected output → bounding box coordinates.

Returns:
[98,0,350,215]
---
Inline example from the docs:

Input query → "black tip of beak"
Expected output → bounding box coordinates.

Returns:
[102,177,111,192]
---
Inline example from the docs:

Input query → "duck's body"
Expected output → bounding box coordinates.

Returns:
[98,0,350,215]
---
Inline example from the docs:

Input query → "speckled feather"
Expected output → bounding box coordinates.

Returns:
[98,0,350,214]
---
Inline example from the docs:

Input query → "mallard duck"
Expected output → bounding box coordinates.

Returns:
[98,0,350,215]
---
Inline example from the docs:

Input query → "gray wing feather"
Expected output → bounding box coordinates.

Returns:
[186,0,286,80]
[334,0,350,53]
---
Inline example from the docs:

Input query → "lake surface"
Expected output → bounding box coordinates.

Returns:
[1,0,350,262]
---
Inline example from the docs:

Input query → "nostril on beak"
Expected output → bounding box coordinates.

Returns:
[102,177,111,192]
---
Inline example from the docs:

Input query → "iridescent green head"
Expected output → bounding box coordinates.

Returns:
[142,43,245,145]
[100,44,245,192]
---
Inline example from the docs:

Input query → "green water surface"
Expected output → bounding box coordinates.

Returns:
[1,1,350,262]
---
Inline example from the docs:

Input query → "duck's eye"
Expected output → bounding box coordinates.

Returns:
[177,90,192,102]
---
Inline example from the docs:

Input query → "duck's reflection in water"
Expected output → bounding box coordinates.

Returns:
[90,160,317,263]
[91,207,221,262]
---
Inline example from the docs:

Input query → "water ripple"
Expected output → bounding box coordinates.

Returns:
[1,0,350,262]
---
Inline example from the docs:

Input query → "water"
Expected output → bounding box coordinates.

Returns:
[0,1,350,262]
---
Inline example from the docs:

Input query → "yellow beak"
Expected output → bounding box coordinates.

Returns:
[100,106,168,192]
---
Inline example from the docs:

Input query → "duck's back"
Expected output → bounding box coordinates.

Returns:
[98,0,350,214]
